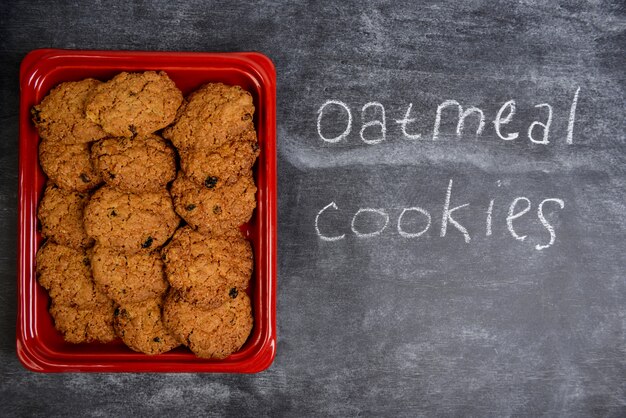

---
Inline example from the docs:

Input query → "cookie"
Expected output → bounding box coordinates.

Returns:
[39,140,102,192]
[163,83,254,151]
[179,127,259,189]
[49,300,117,344]
[91,134,176,192]
[31,78,107,144]
[163,289,253,359]
[36,242,109,307]
[84,186,180,253]
[114,297,180,355]
[91,245,169,305]
[85,71,183,137]
[171,172,256,237]
[162,226,252,308]
[37,182,93,249]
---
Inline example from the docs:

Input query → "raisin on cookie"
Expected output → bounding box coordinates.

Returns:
[114,297,180,355]
[91,134,176,192]
[37,182,93,249]
[31,79,107,144]
[84,186,180,254]
[91,245,169,305]
[85,71,183,137]
[162,226,252,308]
[163,83,254,151]
[163,289,253,359]
[39,140,102,192]
[171,172,256,237]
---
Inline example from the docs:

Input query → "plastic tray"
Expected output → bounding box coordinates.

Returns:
[17,49,277,372]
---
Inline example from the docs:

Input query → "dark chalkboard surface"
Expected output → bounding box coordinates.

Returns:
[1,1,624,416]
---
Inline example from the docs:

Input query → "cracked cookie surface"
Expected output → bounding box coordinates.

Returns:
[49,301,117,344]
[163,82,254,150]
[163,289,253,359]
[113,297,180,355]
[91,245,169,304]
[31,78,107,144]
[171,172,256,237]
[36,242,109,307]
[84,186,179,253]
[162,226,252,308]
[91,134,176,192]
[85,71,183,137]
[38,183,93,249]
[39,140,102,192]
[179,127,259,189]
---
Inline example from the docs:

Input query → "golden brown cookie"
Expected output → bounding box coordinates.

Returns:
[39,140,102,192]
[114,297,180,355]
[90,245,169,305]
[179,127,259,189]
[163,83,254,151]
[90,134,176,192]
[162,226,252,308]
[171,172,256,237]
[163,289,253,359]
[85,71,183,137]
[84,186,180,254]
[37,183,93,249]
[31,79,107,144]
[36,242,109,307]
[49,300,117,344]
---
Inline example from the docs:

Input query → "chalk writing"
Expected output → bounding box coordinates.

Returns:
[315,179,566,250]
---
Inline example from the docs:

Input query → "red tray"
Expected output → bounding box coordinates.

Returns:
[17,49,277,372]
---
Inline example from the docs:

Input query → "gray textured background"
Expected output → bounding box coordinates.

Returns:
[1,0,625,416]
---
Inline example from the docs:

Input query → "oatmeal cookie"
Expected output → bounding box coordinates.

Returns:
[163,83,254,150]
[37,182,93,249]
[84,186,180,253]
[91,134,176,192]
[113,297,180,355]
[39,140,102,192]
[91,245,169,305]
[36,242,109,307]
[179,127,259,189]
[162,226,252,308]
[163,289,253,359]
[171,172,256,237]
[49,300,117,344]
[85,71,183,137]
[31,78,107,144]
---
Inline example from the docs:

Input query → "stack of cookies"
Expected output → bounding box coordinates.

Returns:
[34,72,257,359]
[35,78,117,344]
[161,83,258,358]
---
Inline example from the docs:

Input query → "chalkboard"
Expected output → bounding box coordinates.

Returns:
[1,0,624,416]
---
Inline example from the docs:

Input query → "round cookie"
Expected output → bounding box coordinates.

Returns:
[36,242,109,308]
[179,127,259,189]
[163,289,253,359]
[85,71,183,137]
[39,140,102,192]
[114,298,180,355]
[171,172,256,237]
[91,245,169,305]
[91,134,176,192]
[49,301,117,344]
[163,83,254,151]
[37,182,93,249]
[162,226,252,308]
[84,186,180,254]
[31,78,107,144]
